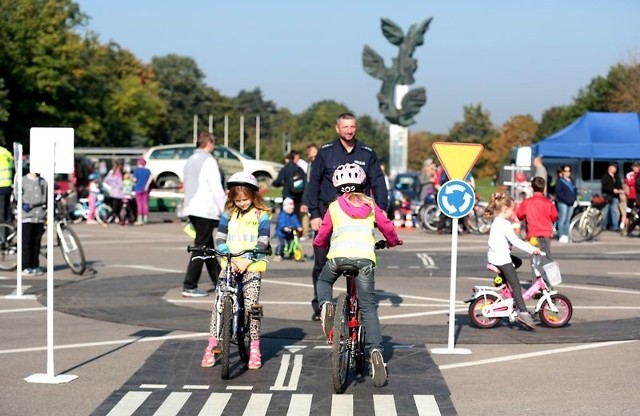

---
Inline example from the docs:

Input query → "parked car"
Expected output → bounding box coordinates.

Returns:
[387,172,422,218]
[142,144,283,189]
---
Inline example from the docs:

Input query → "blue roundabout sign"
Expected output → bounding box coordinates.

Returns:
[437,180,475,219]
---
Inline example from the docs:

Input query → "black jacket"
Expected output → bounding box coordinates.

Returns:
[272,161,306,201]
[306,138,388,219]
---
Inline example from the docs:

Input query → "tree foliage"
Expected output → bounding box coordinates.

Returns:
[483,114,537,178]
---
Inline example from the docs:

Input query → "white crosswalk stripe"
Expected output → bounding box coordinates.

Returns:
[106,391,444,415]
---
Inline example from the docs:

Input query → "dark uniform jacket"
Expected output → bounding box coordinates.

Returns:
[305,138,388,220]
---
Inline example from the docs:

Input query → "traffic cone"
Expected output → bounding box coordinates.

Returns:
[404,212,414,229]
[393,211,403,229]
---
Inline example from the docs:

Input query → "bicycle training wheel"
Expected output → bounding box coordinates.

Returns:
[332,292,351,393]
[70,203,85,224]
[97,204,114,225]
[468,295,501,329]
[220,297,233,380]
[539,294,572,328]
[57,224,86,275]
[0,223,18,271]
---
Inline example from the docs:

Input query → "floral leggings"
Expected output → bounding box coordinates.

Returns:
[209,271,262,341]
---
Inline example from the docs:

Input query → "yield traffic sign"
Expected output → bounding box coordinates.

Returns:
[432,142,484,181]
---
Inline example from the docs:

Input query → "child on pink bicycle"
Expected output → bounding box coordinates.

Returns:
[313,163,402,387]
[485,192,540,330]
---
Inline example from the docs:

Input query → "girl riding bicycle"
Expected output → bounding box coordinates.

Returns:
[314,163,402,387]
[201,172,271,370]
[485,192,540,330]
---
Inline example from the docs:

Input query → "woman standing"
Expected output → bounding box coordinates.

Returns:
[102,160,124,223]
[555,165,578,243]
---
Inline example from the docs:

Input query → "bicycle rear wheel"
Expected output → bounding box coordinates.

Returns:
[0,223,17,271]
[220,296,233,380]
[332,292,351,393]
[57,224,86,275]
[569,212,588,242]
[419,204,439,232]
[70,203,85,224]
[97,204,114,224]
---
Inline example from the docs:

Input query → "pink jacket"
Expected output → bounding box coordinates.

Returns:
[313,195,401,249]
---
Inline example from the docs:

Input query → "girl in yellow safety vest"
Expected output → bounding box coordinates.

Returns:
[201,172,271,370]
[313,163,402,387]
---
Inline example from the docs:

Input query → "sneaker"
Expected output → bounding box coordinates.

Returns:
[516,311,536,330]
[33,267,45,276]
[320,302,335,338]
[21,268,35,276]
[273,255,283,262]
[311,313,321,322]
[201,346,217,368]
[558,235,569,243]
[248,340,261,369]
[182,288,208,297]
[369,348,388,387]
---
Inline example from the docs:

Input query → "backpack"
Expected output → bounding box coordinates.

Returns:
[289,165,306,195]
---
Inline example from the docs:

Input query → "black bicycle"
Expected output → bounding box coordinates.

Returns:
[330,239,388,393]
[187,245,271,379]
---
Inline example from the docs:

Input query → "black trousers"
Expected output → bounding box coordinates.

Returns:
[22,222,45,270]
[310,202,329,316]
[183,216,220,290]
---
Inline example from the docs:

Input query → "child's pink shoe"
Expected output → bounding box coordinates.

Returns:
[248,340,261,369]
[201,338,219,368]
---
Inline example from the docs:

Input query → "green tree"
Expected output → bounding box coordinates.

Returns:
[0,78,9,146]
[484,115,537,178]
[0,0,87,146]
[448,104,498,175]
[151,54,212,145]
[608,60,640,113]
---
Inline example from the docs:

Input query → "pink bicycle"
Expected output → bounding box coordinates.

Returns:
[467,254,573,329]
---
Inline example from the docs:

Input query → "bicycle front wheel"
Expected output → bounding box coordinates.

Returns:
[237,307,251,364]
[539,294,573,328]
[332,292,351,394]
[569,213,588,243]
[220,296,233,380]
[57,224,86,275]
[0,223,18,271]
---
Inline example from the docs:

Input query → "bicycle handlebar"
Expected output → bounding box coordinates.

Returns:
[187,245,272,260]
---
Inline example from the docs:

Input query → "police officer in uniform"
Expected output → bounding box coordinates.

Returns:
[306,112,388,320]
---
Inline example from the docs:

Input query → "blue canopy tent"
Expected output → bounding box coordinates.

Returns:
[533,112,640,159]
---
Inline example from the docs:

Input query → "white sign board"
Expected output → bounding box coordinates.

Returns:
[29,128,74,174]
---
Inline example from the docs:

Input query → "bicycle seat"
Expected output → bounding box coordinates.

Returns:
[336,264,360,275]
[486,263,501,274]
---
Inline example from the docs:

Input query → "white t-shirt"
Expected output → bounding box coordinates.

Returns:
[487,216,536,266]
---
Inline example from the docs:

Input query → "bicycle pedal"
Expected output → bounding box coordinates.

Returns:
[250,304,263,318]
[211,347,222,354]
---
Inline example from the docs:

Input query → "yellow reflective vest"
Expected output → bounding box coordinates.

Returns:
[222,207,268,273]
[327,201,376,263]
[0,147,13,189]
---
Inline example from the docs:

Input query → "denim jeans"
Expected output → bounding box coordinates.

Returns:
[602,197,620,230]
[556,201,575,238]
[317,257,382,352]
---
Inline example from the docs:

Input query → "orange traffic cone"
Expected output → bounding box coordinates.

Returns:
[404,212,414,229]
[393,211,403,229]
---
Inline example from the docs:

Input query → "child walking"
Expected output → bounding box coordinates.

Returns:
[201,172,271,370]
[485,192,540,330]
[274,197,303,261]
[516,176,558,259]
[313,163,402,387]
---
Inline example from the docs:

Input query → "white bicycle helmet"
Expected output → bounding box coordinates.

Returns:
[227,171,259,191]
[332,163,366,194]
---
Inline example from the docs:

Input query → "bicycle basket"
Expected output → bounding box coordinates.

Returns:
[542,261,562,286]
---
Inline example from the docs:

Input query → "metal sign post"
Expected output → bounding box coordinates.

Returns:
[430,142,483,355]
[24,127,76,384]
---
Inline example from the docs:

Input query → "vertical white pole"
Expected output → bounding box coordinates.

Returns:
[224,115,229,147]
[46,149,56,377]
[431,216,471,355]
[16,146,23,291]
[239,115,244,154]
[193,115,198,145]
[256,116,261,160]
[208,114,213,134]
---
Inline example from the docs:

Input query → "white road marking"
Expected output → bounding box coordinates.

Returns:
[438,340,637,370]
[331,394,353,416]
[374,395,397,416]
[153,392,190,416]
[414,395,442,416]
[0,332,208,355]
[0,307,46,314]
[198,393,232,416]
[380,308,467,320]
[108,265,183,273]
[270,354,303,391]
[140,384,166,389]
[226,385,253,390]
[106,391,150,416]
[183,385,209,390]
[242,393,271,416]
[287,394,312,416]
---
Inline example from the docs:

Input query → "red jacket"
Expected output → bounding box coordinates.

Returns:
[516,193,558,239]
[625,171,637,201]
